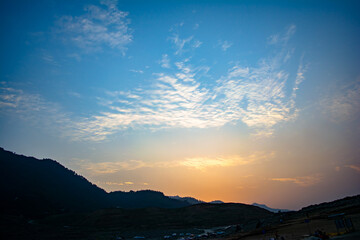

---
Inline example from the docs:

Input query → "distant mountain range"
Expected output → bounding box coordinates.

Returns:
[1,147,360,240]
[252,203,292,213]
[3,146,356,220]
[168,195,204,205]
[209,200,225,204]
[168,196,224,205]
[169,197,290,211]
[0,147,294,218]
[0,147,188,217]
[109,190,188,209]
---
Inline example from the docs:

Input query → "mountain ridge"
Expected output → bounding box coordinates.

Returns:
[2,147,358,218]
[0,147,189,217]
[252,203,292,213]
[168,195,204,205]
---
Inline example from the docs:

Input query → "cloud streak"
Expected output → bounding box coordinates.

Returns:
[68,26,304,141]
[268,24,296,45]
[346,165,360,173]
[271,174,322,187]
[322,79,360,123]
[83,152,275,174]
[219,40,232,51]
[1,26,304,142]
[181,152,274,170]
[170,34,194,55]
[0,86,71,136]
[57,0,132,54]
[159,54,170,68]
[215,57,304,137]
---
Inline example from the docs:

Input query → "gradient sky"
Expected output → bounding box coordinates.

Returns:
[1,0,359,210]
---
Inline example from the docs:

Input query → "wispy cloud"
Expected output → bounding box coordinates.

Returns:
[169,34,193,55]
[219,40,232,51]
[57,0,132,54]
[271,174,322,187]
[71,67,216,140]
[102,181,136,186]
[0,87,71,135]
[159,54,170,68]
[268,24,296,45]
[321,80,360,123]
[85,160,147,174]
[68,91,82,98]
[192,40,202,49]
[69,26,303,141]
[215,58,303,137]
[346,165,360,173]
[181,152,274,170]
[169,21,184,32]
[83,152,274,174]
[105,181,124,186]
[41,52,60,66]
[130,69,144,74]
[1,26,304,142]
[67,53,82,61]
[267,34,279,45]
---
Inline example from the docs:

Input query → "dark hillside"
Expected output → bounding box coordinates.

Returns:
[0,148,189,218]
[108,190,189,208]
[300,194,360,213]
[0,148,108,217]
[39,202,273,234]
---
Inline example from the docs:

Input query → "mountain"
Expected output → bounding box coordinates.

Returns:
[0,148,108,217]
[300,194,360,213]
[2,147,360,240]
[168,195,204,205]
[0,147,188,217]
[73,202,273,231]
[109,190,189,208]
[168,196,226,205]
[252,203,291,213]
[209,200,224,204]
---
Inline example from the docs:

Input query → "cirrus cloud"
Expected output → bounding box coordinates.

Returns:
[270,174,323,187]
[72,49,305,141]
[82,151,275,174]
[0,26,305,142]
[57,0,132,54]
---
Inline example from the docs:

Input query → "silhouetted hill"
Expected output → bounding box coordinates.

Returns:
[209,200,224,204]
[300,194,360,213]
[168,196,227,205]
[109,190,189,208]
[168,195,204,205]
[2,148,360,240]
[36,202,273,235]
[0,148,188,217]
[0,148,108,217]
[252,203,291,213]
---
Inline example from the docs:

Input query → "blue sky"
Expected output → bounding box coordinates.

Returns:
[1,0,359,209]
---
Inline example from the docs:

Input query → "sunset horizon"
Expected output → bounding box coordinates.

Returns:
[1,0,359,212]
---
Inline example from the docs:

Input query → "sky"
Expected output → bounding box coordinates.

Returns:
[0,0,359,210]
